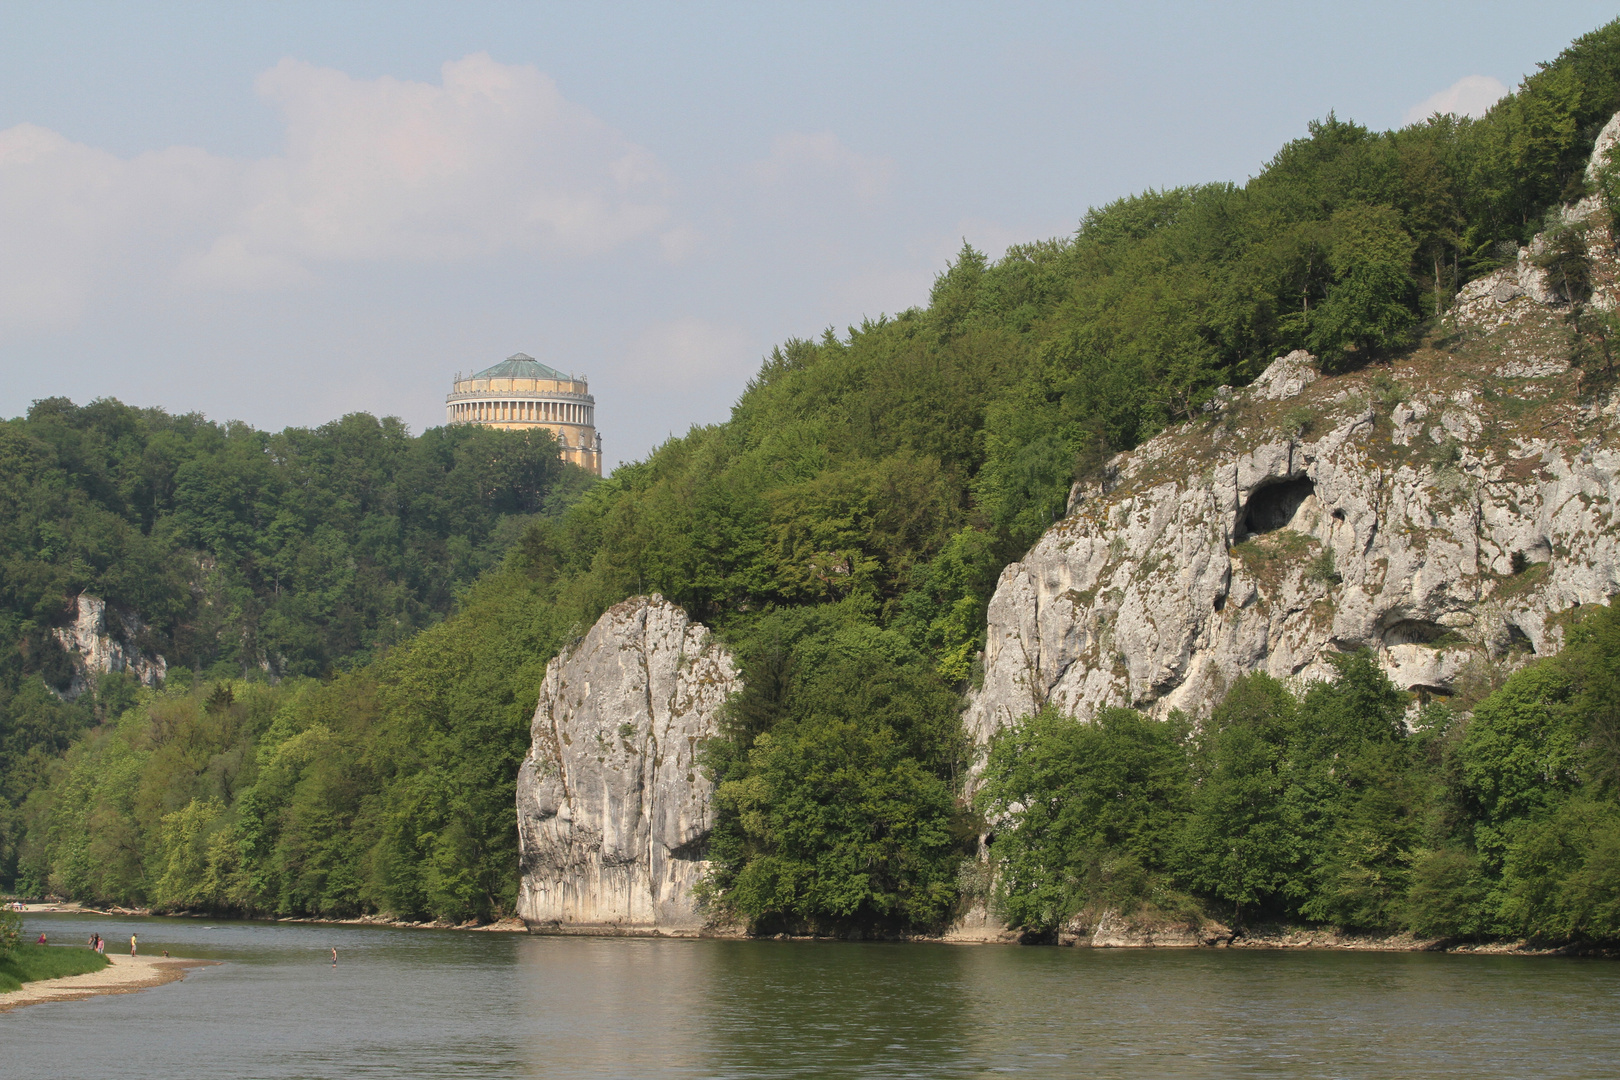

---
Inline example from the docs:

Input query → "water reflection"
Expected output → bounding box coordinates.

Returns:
[6,913,1620,1079]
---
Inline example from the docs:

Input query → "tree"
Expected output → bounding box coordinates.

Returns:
[978,707,1191,931]
[1309,205,1418,365]
[1176,674,1301,921]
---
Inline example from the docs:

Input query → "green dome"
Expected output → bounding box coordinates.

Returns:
[472,353,572,381]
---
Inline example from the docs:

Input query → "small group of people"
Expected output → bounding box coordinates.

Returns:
[83,931,139,956]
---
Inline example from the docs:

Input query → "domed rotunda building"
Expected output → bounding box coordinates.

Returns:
[447,353,602,476]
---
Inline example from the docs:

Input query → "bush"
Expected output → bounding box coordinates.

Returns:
[0,905,18,958]
[1306,548,1342,585]
[1404,848,1488,938]
[980,707,1191,931]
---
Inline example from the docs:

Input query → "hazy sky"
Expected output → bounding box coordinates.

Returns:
[2,2,1615,469]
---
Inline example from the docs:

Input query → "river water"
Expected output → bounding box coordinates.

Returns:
[5,913,1619,1079]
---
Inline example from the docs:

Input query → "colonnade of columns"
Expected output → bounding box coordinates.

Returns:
[450,399,593,426]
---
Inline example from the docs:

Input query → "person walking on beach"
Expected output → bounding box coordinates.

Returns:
[96,935,105,955]
[130,932,138,956]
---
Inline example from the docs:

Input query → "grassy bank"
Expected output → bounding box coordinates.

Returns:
[0,945,111,993]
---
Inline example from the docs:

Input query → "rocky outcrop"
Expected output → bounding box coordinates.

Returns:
[964,121,1620,762]
[963,341,1620,760]
[52,594,166,698]
[1454,111,1620,331]
[1248,348,1319,401]
[516,594,739,934]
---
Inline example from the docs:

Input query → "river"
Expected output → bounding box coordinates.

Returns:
[5,912,1619,1078]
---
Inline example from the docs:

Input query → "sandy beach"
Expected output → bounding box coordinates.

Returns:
[1,953,215,1013]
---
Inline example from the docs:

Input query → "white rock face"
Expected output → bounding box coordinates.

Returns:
[1453,110,1620,327]
[1249,349,1320,401]
[962,350,1620,769]
[52,594,167,697]
[1585,110,1620,184]
[516,594,739,933]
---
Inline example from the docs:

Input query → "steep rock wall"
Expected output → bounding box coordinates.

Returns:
[52,594,167,698]
[963,115,1620,762]
[963,343,1620,761]
[516,594,739,933]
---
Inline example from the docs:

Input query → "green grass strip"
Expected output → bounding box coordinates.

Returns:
[0,944,112,993]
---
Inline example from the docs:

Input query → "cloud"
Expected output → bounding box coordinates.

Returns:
[0,54,671,328]
[0,124,243,325]
[748,132,896,206]
[1404,75,1509,124]
[622,317,756,388]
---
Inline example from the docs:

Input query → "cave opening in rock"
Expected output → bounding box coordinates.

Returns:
[1236,476,1315,540]
[1506,623,1536,653]
[1382,619,1450,647]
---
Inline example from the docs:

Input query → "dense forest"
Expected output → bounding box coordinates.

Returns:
[5,22,1620,944]
[0,405,592,888]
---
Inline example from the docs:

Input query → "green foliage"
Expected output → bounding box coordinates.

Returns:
[12,20,1620,939]
[1305,547,1341,585]
[979,707,1190,931]
[1404,847,1489,938]
[1497,797,1620,940]
[1534,218,1594,304]
[0,401,592,886]
[0,942,109,992]
[705,612,970,933]
[0,402,584,680]
[982,602,1620,944]
[15,556,576,921]
[1308,205,1419,364]
[0,905,18,957]
[1175,673,1304,918]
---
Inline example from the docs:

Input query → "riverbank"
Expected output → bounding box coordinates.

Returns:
[6,899,529,932]
[15,900,1613,955]
[0,953,214,1013]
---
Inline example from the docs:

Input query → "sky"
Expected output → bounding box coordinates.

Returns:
[1,2,1616,470]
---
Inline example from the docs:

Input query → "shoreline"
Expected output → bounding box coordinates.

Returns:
[0,954,215,1014]
[18,903,1613,957]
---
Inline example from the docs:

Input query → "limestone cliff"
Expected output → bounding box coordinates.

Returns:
[964,329,1620,764]
[962,121,1620,764]
[516,594,739,933]
[52,594,167,698]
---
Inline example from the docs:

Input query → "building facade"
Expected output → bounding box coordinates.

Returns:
[447,353,602,476]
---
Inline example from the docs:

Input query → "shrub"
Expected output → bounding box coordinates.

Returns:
[0,906,19,958]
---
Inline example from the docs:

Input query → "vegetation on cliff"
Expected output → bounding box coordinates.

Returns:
[5,21,1620,938]
[981,608,1620,944]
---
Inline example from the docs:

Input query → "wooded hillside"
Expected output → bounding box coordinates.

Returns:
[6,21,1620,942]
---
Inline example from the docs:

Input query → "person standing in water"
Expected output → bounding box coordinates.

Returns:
[331,946,338,966]
[130,932,138,956]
